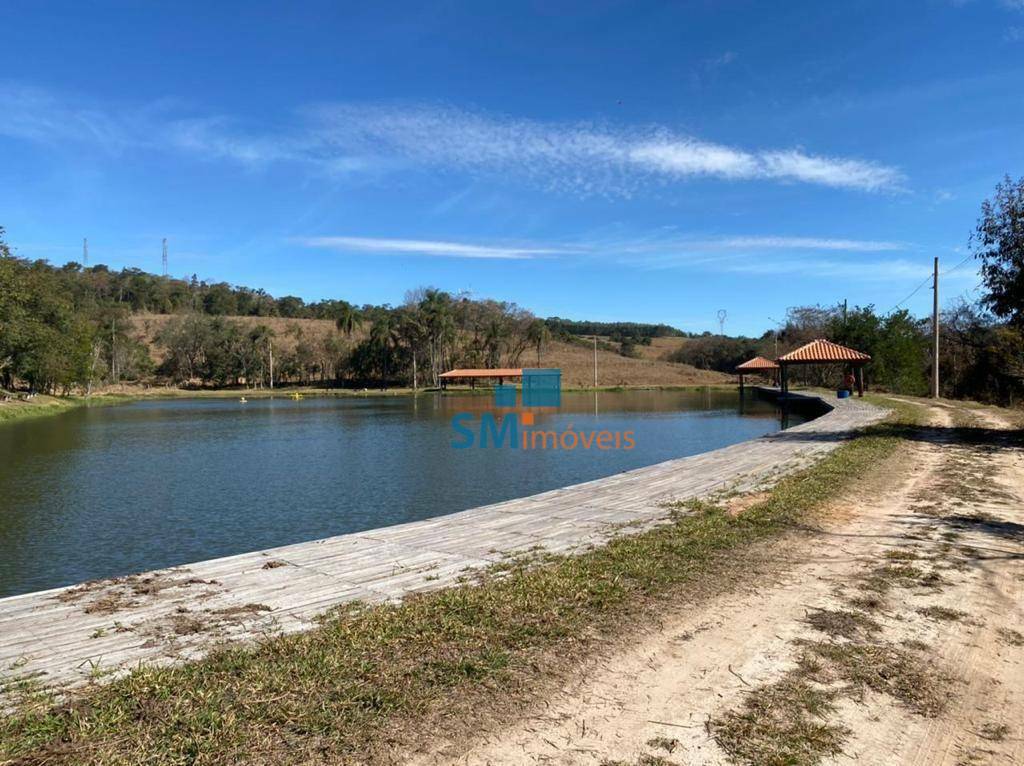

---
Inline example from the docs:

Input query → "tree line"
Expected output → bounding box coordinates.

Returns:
[670,175,1024,404]
[0,243,557,392]
[669,302,1015,401]
[544,317,685,341]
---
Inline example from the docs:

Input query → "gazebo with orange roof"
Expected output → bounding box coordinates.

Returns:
[735,356,779,387]
[438,368,522,390]
[776,339,871,397]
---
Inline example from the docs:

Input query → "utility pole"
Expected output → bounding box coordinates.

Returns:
[593,334,598,389]
[932,256,940,399]
[162,238,168,277]
[82,238,89,266]
[768,316,782,359]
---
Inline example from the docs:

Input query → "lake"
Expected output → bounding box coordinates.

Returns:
[0,389,808,597]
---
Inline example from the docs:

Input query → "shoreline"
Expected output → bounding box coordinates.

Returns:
[0,382,743,426]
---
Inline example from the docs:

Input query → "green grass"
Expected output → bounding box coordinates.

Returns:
[0,399,920,765]
[0,393,134,426]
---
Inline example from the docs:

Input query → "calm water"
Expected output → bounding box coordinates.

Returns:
[0,390,807,597]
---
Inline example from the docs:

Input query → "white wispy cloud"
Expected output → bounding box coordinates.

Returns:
[162,118,308,165]
[709,236,905,251]
[628,138,761,179]
[720,258,930,281]
[297,231,961,290]
[0,84,135,151]
[297,232,907,265]
[0,84,906,194]
[580,232,906,257]
[310,104,905,193]
[704,51,738,69]
[298,236,566,260]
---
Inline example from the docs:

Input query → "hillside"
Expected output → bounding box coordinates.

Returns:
[539,338,726,387]
[130,314,727,388]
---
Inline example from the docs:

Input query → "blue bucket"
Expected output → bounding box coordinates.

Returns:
[837,389,851,399]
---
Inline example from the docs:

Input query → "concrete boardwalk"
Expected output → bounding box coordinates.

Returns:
[0,393,884,696]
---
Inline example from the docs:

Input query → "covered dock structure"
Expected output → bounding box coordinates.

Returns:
[735,356,780,387]
[438,368,523,389]
[777,339,871,397]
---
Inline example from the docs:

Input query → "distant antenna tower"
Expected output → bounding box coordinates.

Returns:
[161,238,168,276]
[717,309,728,335]
[82,238,89,266]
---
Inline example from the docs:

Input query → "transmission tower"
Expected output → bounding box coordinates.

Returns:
[82,238,89,266]
[162,238,168,276]
[717,309,727,336]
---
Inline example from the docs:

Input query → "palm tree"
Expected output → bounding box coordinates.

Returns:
[396,307,426,390]
[527,319,551,366]
[334,301,359,337]
[368,313,402,382]
[419,289,455,386]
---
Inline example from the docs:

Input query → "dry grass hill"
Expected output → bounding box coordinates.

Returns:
[129,314,728,388]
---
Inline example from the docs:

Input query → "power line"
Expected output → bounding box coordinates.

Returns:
[887,273,933,314]
[887,252,981,316]
[941,252,975,277]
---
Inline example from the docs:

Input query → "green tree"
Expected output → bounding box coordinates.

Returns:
[973,175,1024,326]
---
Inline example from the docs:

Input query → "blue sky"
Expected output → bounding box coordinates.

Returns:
[1,1,1022,335]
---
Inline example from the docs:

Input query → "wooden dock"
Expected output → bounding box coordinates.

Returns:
[0,393,885,697]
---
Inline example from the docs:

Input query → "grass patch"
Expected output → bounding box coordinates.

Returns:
[646,736,680,753]
[711,677,848,766]
[602,755,677,766]
[996,628,1024,647]
[0,400,914,764]
[979,722,1010,742]
[800,641,949,716]
[847,593,885,612]
[916,605,967,622]
[861,563,944,593]
[883,549,920,561]
[804,609,881,640]
[0,393,132,426]
[714,623,950,766]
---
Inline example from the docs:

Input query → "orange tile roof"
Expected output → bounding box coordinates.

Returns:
[438,368,523,379]
[736,356,779,371]
[777,339,871,363]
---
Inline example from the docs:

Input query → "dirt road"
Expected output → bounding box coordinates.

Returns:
[415,400,1024,765]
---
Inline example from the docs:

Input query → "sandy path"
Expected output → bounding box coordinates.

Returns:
[412,401,1024,766]
[841,404,1024,766]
